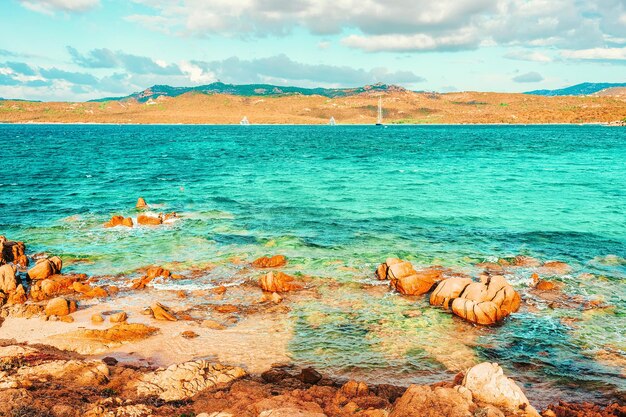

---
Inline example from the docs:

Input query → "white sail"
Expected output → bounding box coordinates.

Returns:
[376,97,383,125]
[240,116,250,125]
[329,116,336,126]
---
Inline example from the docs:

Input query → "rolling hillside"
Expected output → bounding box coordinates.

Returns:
[2,89,625,125]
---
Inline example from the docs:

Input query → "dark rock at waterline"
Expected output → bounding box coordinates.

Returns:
[102,356,118,366]
[261,368,291,383]
[299,367,322,385]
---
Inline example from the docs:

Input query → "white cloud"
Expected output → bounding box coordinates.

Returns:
[504,50,553,62]
[342,30,479,52]
[179,61,217,84]
[125,0,626,53]
[561,47,626,61]
[191,54,426,86]
[317,41,331,50]
[19,0,99,14]
[512,71,544,83]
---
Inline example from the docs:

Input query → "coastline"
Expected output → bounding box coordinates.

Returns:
[2,230,625,416]
[0,121,620,126]
[1,91,625,125]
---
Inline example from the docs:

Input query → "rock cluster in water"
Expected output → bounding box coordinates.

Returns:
[0,232,618,416]
[103,198,179,228]
[377,258,521,325]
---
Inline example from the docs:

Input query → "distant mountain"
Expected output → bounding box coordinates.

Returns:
[526,82,626,96]
[0,98,41,102]
[90,82,407,102]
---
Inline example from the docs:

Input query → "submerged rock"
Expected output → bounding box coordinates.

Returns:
[535,280,558,291]
[136,360,246,401]
[253,255,288,268]
[259,271,302,292]
[513,255,542,268]
[537,261,572,276]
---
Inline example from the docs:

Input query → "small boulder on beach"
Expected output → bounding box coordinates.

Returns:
[0,264,18,293]
[44,297,76,317]
[91,314,104,324]
[109,311,128,323]
[150,302,177,321]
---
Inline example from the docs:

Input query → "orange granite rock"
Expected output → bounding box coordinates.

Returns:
[259,271,302,292]
[252,255,287,268]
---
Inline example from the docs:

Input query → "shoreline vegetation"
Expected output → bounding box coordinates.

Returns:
[1,198,625,416]
[1,90,626,125]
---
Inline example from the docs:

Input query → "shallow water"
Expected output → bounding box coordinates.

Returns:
[1,124,625,406]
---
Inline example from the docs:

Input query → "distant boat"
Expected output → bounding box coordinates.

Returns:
[376,96,383,126]
[329,116,336,126]
[240,116,250,125]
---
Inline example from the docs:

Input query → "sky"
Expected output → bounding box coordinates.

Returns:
[0,0,625,101]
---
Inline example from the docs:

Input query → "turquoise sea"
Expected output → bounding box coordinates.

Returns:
[1,124,625,406]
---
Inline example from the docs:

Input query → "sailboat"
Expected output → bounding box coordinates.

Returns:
[329,116,336,126]
[240,116,250,125]
[376,96,383,126]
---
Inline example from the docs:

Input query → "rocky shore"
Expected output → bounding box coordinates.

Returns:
[1,201,624,416]
[0,339,624,417]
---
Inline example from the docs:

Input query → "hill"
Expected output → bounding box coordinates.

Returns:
[90,82,408,103]
[526,82,626,96]
[2,89,625,125]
